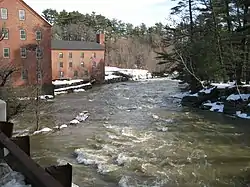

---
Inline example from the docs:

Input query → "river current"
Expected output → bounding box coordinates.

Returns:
[13,79,250,187]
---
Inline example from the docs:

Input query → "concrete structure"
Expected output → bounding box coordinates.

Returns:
[51,34,105,83]
[0,100,6,122]
[0,0,53,93]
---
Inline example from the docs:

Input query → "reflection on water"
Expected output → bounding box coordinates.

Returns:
[14,80,250,187]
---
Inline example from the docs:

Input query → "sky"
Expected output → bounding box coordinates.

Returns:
[23,0,176,26]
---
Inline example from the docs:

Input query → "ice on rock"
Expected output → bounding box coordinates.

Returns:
[156,127,168,132]
[33,127,52,135]
[71,111,89,124]
[152,114,159,119]
[70,119,80,124]
[60,124,68,129]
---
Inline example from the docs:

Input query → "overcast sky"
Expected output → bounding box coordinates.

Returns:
[23,0,175,26]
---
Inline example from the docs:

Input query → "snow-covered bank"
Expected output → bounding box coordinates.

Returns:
[105,66,153,82]
[52,79,92,95]
[178,83,250,119]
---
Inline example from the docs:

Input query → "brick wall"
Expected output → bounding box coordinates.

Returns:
[51,49,105,81]
[0,0,52,88]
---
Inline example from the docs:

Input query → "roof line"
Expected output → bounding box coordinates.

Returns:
[51,48,105,51]
[19,0,52,27]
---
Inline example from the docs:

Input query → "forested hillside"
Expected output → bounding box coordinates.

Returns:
[158,0,250,91]
[42,9,169,72]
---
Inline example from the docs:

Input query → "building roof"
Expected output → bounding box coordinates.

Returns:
[20,0,52,27]
[51,40,105,50]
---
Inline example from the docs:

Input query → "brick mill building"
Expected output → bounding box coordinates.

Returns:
[0,0,53,93]
[51,33,105,83]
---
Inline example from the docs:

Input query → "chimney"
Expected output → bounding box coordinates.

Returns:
[96,33,105,45]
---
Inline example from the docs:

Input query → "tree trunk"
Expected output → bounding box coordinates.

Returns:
[237,4,249,84]
[210,0,225,79]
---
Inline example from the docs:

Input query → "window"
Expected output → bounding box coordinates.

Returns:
[59,71,64,78]
[21,69,28,80]
[37,71,42,80]
[2,28,8,39]
[84,70,88,76]
[0,8,8,20]
[36,31,42,40]
[74,70,78,77]
[20,29,26,40]
[3,48,9,58]
[36,47,43,59]
[59,62,63,68]
[80,61,84,67]
[69,52,72,58]
[19,10,25,20]
[80,52,84,58]
[69,62,72,68]
[20,48,27,58]
[59,52,63,58]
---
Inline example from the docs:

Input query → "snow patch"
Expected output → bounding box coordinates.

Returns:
[33,127,53,135]
[227,94,250,101]
[70,119,80,124]
[53,79,83,86]
[39,95,54,100]
[105,66,152,81]
[203,102,224,113]
[152,114,159,119]
[199,87,215,94]
[211,82,235,89]
[70,111,89,124]
[236,111,250,119]
[73,89,85,93]
[54,83,91,92]
[54,91,68,95]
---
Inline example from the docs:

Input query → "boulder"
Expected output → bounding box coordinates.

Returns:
[181,87,218,107]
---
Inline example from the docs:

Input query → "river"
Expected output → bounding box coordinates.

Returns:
[13,79,250,187]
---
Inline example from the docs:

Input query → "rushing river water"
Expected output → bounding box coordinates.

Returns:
[13,79,250,187]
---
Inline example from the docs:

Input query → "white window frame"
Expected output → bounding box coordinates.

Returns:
[59,71,64,78]
[36,47,43,59]
[20,48,27,58]
[2,28,8,39]
[20,29,26,40]
[36,31,42,41]
[0,8,8,20]
[59,52,63,58]
[3,48,10,58]
[19,9,25,21]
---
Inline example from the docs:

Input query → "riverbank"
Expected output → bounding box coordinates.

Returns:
[52,66,155,96]
[179,82,250,119]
